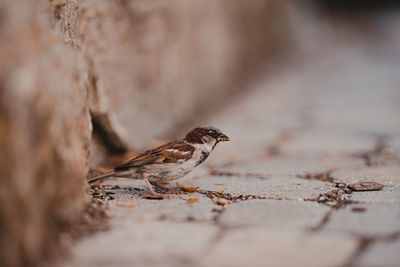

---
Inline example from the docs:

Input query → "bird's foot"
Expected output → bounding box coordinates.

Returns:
[142,178,171,199]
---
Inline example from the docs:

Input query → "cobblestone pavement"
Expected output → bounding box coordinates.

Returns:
[63,45,400,267]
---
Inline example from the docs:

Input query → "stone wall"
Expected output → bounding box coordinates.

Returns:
[0,1,90,266]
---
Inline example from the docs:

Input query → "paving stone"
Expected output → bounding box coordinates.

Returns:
[350,186,400,204]
[207,86,308,162]
[354,239,400,267]
[200,229,358,267]
[332,165,400,187]
[66,221,219,267]
[389,137,400,151]
[283,131,375,155]
[209,153,364,177]
[323,203,400,236]
[218,199,330,230]
[187,175,332,200]
[107,193,216,223]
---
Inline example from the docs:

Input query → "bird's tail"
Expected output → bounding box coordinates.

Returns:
[88,171,117,184]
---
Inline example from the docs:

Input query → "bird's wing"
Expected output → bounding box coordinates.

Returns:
[114,141,195,171]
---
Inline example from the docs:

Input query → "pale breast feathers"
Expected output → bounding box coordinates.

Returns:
[114,141,195,171]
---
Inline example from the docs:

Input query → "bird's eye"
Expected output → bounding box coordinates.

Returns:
[208,130,219,138]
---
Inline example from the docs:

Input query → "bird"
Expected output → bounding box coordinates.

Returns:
[88,125,230,198]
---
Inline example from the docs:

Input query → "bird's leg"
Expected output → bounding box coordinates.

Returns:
[150,181,171,190]
[142,178,169,199]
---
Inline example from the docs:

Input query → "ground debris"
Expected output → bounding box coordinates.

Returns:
[117,203,135,208]
[84,186,113,230]
[335,182,353,193]
[306,184,356,209]
[84,198,109,228]
[348,182,384,191]
[213,197,231,206]
[187,198,200,204]
[55,195,110,255]
[199,190,263,203]
[176,183,200,192]
[89,184,115,201]
[297,169,335,183]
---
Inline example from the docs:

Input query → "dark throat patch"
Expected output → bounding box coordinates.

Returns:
[196,151,209,166]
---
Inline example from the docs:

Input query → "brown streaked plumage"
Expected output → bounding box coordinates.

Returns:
[115,141,195,170]
[88,125,230,198]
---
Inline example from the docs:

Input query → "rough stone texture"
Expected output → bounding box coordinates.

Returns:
[333,165,400,187]
[202,230,357,267]
[66,221,219,267]
[0,1,90,266]
[218,199,330,229]
[349,187,400,204]
[355,239,400,267]
[323,203,400,236]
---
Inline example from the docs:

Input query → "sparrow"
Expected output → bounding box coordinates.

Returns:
[88,126,230,198]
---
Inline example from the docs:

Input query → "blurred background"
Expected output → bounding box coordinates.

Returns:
[1,0,399,266]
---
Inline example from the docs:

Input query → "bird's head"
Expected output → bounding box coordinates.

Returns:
[184,125,230,148]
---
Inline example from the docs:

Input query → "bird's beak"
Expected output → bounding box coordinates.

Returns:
[217,134,230,142]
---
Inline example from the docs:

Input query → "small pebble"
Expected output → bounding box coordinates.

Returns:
[327,192,337,198]
[348,182,384,191]
[336,183,346,188]
[344,188,352,194]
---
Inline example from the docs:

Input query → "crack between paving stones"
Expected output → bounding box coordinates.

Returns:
[197,190,297,203]
[306,194,376,232]
[353,136,387,167]
[196,187,296,257]
[304,180,360,210]
[201,226,231,258]
[200,205,247,259]
[296,169,336,183]
[353,136,399,167]
[342,231,400,267]
[208,169,274,179]
[308,208,333,231]
[209,168,342,184]
[197,188,310,258]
